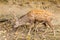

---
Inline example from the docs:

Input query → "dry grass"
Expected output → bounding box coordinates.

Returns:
[0,0,60,40]
[0,16,59,40]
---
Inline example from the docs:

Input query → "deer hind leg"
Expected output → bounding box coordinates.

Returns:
[46,21,55,36]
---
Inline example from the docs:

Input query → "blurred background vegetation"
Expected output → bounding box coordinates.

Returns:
[0,0,60,40]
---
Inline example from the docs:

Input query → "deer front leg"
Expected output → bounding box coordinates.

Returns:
[26,21,34,40]
[27,20,35,35]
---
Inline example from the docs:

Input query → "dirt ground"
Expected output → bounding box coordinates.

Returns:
[0,0,60,40]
